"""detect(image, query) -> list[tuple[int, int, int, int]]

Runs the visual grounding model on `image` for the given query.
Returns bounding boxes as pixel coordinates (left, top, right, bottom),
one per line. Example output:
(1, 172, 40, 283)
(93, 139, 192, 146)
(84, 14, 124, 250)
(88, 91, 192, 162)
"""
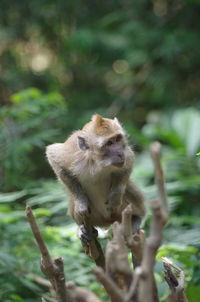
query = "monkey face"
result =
(76, 114, 128, 170)
(101, 134, 125, 168)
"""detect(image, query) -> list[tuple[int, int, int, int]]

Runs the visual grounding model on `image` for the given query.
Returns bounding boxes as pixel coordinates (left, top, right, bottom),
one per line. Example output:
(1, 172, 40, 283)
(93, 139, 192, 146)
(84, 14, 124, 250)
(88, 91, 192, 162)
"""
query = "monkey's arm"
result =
(46, 144, 97, 242)
(59, 168, 91, 217)
(46, 144, 90, 216)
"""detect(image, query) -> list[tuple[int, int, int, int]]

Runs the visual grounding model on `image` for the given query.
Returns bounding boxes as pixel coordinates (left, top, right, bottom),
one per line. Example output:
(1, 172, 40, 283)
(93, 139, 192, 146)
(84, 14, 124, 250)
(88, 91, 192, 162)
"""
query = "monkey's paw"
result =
(78, 225, 98, 243)
(76, 203, 91, 218)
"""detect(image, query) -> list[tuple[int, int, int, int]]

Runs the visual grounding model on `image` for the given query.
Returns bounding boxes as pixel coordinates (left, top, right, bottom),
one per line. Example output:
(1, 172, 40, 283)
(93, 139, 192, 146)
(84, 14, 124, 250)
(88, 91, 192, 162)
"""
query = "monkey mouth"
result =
(112, 154, 125, 168)
(112, 161, 125, 168)
(113, 163, 124, 168)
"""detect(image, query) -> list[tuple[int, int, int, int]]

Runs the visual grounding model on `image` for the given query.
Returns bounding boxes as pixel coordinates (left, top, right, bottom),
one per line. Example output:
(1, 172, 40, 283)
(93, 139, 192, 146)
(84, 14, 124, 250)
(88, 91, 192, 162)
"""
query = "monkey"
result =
(46, 114, 145, 242)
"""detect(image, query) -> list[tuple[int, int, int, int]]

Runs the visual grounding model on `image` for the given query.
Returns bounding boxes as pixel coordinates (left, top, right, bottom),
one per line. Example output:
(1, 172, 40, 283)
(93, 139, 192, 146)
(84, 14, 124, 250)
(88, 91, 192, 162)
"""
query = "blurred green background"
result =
(0, 0, 200, 301)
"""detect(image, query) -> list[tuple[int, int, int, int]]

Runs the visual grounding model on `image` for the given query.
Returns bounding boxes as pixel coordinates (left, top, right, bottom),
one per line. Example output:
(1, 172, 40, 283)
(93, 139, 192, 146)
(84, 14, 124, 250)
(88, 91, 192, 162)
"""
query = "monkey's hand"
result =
(75, 201, 91, 219)
(78, 225, 98, 243)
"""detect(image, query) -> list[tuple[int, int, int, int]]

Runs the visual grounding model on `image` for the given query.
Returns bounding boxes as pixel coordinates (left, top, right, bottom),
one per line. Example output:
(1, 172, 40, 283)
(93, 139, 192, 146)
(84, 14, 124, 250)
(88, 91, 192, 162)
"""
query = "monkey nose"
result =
(118, 153, 124, 162)
(113, 153, 125, 167)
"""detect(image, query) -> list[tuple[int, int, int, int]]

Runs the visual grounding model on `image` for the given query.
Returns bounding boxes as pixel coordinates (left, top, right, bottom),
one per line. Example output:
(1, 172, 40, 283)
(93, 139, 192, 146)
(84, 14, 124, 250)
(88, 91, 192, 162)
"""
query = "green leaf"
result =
(186, 286, 200, 302)
(11, 88, 42, 103)
(0, 191, 26, 203)
(172, 109, 200, 156)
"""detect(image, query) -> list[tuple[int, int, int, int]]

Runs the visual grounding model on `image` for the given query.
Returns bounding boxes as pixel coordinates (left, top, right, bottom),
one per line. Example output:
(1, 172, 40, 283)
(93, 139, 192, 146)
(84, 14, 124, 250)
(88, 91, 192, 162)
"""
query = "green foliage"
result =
(137, 108, 200, 218)
(0, 88, 67, 190)
(0, 0, 200, 121)
(142, 108, 200, 156)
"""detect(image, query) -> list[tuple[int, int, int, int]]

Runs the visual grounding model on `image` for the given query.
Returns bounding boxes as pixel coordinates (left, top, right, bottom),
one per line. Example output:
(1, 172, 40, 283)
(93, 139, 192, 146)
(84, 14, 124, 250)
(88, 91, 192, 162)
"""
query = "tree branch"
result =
(150, 142, 168, 216)
(25, 205, 70, 302)
(138, 199, 167, 302)
(66, 281, 102, 302)
(94, 266, 124, 302)
(163, 257, 189, 302)
(105, 222, 132, 289)
(122, 204, 145, 267)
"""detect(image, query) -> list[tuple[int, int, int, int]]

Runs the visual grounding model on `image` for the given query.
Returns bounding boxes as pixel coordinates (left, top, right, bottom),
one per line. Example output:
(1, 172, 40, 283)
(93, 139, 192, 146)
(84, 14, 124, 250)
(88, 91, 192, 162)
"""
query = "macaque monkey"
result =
(46, 114, 145, 242)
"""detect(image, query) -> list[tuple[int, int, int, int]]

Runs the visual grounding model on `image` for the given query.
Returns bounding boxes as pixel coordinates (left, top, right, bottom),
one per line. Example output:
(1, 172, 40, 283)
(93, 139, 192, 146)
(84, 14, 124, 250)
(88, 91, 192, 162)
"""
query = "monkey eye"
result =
(115, 134, 122, 142)
(106, 140, 113, 146)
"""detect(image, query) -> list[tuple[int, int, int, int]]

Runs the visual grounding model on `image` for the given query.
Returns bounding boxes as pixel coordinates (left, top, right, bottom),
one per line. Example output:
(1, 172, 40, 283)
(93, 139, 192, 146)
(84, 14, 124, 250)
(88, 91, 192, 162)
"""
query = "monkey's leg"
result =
(78, 225, 98, 243)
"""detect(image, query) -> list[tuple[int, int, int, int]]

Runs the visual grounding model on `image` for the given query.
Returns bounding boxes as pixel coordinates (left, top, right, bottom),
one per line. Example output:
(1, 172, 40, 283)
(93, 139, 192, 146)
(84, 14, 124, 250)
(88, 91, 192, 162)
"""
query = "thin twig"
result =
(138, 199, 166, 302)
(150, 142, 168, 215)
(32, 275, 52, 288)
(122, 204, 145, 267)
(66, 281, 102, 302)
(137, 142, 169, 302)
(124, 267, 142, 302)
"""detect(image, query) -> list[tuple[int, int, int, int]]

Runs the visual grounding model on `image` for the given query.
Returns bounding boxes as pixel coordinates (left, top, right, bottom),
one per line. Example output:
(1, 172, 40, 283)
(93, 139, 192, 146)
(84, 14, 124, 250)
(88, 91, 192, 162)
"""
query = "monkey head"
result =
(77, 114, 128, 169)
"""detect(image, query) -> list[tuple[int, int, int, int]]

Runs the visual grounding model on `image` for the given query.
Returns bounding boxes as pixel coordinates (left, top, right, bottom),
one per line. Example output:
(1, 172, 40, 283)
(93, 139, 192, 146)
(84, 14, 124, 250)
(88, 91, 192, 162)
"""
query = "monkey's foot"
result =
(78, 225, 98, 243)
(131, 215, 142, 234)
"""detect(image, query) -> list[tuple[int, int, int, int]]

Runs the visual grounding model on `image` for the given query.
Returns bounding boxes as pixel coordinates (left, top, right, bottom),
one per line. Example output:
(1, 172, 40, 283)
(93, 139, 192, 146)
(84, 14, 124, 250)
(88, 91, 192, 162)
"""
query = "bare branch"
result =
(121, 204, 133, 245)
(125, 267, 142, 302)
(105, 222, 132, 289)
(66, 281, 102, 302)
(138, 199, 167, 302)
(33, 275, 103, 302)
(163, 258, 189, 302)
(94, 266, 123, 302)
(121, 204, 145, 267)
(131, 230, 145, 265)
(32, 275, 52, 288)
(25, 205, 70, 302)
(150, 142, 168, 216)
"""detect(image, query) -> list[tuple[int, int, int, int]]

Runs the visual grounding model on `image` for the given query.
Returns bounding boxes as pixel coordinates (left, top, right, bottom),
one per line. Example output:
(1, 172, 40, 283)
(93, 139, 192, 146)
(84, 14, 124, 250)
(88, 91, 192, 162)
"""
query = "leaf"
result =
(11, 88, 42, 103)
(172, 109, 200, 156)
(186, 286, 200, 302)
(9, 294, 24, 302)
(18, 276, 42, 293)
(0, 191, 26, 203)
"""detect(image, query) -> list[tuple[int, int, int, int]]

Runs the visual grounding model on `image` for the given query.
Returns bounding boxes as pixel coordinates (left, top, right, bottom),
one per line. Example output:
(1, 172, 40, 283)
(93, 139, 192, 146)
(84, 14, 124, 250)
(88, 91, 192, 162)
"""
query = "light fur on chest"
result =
(79, 171, 112, 218)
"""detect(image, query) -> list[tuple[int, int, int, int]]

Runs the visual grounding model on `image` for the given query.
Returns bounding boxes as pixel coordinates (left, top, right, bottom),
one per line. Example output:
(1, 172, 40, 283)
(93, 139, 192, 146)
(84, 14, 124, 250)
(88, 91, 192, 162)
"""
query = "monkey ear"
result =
(78, 136, 89, 150)
(114, 117, 119, 123)
(92, 114, 104, 126)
